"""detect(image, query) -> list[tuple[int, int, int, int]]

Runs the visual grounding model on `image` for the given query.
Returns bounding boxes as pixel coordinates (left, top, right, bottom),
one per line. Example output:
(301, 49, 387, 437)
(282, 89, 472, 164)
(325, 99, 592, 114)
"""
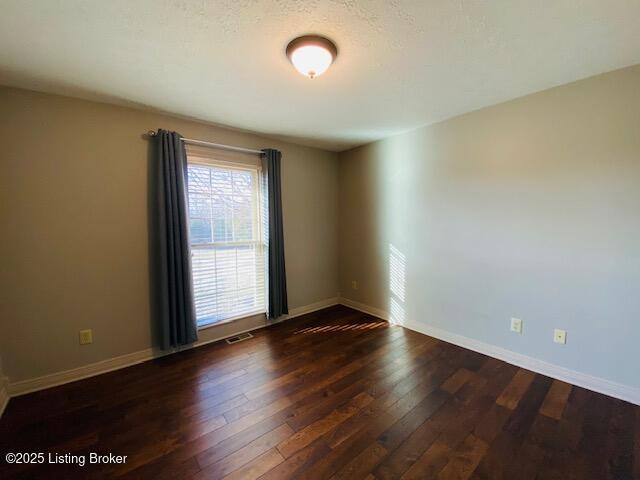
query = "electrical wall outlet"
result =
(79, 329, 93, 345)
(553, 329, 567, 344)
(351, 280, 358, 290)
(510, 317, 523, 334)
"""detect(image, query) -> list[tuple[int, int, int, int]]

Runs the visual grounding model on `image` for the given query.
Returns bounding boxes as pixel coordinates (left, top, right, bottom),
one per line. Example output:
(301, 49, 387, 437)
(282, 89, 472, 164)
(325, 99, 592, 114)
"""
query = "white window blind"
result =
(186, 153, 266, 327)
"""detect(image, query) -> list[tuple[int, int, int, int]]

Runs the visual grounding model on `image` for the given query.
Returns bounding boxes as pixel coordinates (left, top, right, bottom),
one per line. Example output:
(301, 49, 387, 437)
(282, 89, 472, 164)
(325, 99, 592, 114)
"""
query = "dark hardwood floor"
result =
(1, 305, 638, 479)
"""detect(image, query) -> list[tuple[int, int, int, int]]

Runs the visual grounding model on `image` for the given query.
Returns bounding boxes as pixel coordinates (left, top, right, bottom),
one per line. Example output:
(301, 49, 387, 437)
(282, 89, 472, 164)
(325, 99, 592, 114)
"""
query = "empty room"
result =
(0, 1, 639, 479)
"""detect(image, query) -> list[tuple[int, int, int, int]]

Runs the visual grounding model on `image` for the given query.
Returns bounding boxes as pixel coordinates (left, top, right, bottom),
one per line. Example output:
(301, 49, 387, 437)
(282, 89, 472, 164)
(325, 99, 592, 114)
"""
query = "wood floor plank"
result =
(472, 374, 552, 479)
(604, 399, 635, 480)
(472, 404, 511, 444)
(1, 305, 638, 480)
(194, 398, 293, 468)
(296, 410, 409, 479)
(278, 392, 373, 458)
(286, 377, 371, 432)
(400, 441, 452, 480)
(331, 441, 388, 480)
(377, 388, 450, 452)
(297, 356, 463, 479)
(437, 433, 488, 480)
(441, 368, 476, 394)
(182, 414, 228, 442)
(122, 414, 290, 480)
(257, 439, 330, 480)
(521, 413, 561, 480)
(539, 379, 572, 420)
(193, 423, 293, 478)
(533, 386, 590, 480)
(495, 369, 536, 410)
(325, 348, 453, 450)
(222, 448, 284, 480)
(373, 416, 439, 480)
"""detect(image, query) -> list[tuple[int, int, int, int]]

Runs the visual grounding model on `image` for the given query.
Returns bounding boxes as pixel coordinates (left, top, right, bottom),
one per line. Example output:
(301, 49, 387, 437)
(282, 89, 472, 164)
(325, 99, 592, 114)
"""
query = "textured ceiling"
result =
(1, 0, 639, 151)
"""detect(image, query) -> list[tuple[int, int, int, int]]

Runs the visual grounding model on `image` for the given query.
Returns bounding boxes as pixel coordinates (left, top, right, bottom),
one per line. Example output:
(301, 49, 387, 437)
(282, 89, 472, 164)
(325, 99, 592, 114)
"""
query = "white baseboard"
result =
(7, 297, 340, 398)
(11, 295, 635, 407)
(339, 297, 390, 321)
(8, 348, 159, 398)
(339, 297, 640, 406)
(282, 297, 340, 320)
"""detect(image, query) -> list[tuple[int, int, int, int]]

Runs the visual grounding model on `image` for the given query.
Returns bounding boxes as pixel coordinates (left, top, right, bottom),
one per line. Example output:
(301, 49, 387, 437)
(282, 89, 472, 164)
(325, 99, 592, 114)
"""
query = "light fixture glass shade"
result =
(290, 45, 333, 78)
(286, 35, 337, 79)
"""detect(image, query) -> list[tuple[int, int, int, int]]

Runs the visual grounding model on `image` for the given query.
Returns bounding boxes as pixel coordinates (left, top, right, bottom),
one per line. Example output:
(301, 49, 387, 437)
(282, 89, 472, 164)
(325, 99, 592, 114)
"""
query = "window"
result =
(187, 151, 266, 327)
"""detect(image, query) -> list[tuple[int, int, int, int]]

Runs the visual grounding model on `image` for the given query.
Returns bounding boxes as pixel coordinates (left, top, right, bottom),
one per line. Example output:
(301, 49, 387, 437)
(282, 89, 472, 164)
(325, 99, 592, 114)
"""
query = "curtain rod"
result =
(145, 130, 264, 156)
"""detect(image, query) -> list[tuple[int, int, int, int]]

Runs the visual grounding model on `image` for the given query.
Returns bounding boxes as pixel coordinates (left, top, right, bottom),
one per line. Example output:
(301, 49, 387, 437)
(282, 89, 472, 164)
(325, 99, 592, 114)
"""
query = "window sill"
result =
(197, 310, 267, 331)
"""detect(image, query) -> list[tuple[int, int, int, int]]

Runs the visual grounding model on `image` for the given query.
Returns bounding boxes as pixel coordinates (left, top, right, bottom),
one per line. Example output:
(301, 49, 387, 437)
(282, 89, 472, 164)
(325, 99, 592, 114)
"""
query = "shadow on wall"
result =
(389, 243, 406, 326)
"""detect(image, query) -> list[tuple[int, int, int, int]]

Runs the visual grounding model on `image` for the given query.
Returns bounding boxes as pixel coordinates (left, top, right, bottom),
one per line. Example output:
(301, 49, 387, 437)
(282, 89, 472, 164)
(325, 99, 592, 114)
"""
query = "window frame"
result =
(186, 153, 268, 329)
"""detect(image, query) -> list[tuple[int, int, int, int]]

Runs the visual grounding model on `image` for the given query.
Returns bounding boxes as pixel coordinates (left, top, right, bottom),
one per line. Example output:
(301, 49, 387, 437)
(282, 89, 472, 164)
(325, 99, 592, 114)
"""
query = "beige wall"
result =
(338, 65, 640, 389)
(0, 87, 339, 382)
(3, 65, 639, 393)
(0, 355, 6, 390)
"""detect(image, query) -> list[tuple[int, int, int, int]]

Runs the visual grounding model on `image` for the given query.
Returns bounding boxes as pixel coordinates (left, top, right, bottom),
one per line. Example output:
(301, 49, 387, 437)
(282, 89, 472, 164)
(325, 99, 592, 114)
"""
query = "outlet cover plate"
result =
(510, 318, 523, 334)
(79, 329, 93, 345)
(553, 329, 567, 344)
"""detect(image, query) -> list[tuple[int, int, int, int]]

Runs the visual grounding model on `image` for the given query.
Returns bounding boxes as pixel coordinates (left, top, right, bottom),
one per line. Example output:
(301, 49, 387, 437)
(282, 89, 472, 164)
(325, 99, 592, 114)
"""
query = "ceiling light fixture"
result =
(286, 35, 338, 79)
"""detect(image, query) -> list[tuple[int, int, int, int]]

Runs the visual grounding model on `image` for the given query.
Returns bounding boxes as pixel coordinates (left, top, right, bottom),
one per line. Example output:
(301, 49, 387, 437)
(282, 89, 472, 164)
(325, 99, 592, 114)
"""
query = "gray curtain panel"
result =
(262, 149, 289, 318)
(155, 129, 198, 348)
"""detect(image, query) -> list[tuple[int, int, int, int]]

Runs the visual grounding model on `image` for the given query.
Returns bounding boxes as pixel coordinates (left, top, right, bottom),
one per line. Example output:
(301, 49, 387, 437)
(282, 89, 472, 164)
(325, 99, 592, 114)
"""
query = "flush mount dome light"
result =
(286, 35, 338, 79)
